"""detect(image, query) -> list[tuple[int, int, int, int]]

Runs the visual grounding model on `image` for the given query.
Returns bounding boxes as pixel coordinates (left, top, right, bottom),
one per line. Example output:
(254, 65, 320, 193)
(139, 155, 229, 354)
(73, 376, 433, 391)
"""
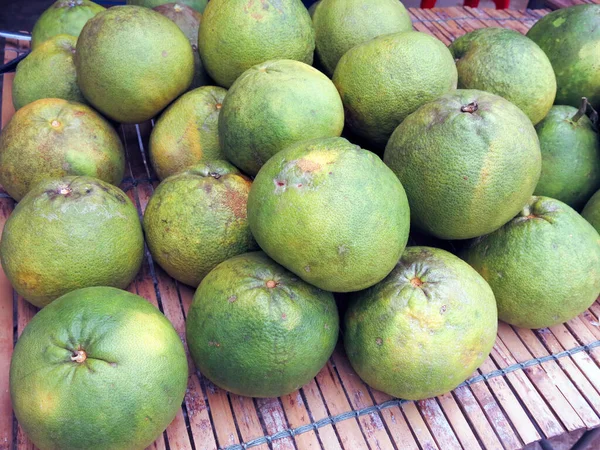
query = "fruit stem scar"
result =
(570, 97, 589, 123)
(209, 172, 221, 179)
(266, 280, 278, 288)
(50, 120, 61, 128)
(410, 277, 424, 288)
(461, 102, 478, 113)
(71, 350, 87, 363)
(215, 103, 222, 110)
(58, 186, 72, 195)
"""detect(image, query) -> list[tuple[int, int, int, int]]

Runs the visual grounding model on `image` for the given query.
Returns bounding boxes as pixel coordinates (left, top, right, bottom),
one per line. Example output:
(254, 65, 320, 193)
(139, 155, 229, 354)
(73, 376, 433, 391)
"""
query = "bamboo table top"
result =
(2, 7, 600, 450)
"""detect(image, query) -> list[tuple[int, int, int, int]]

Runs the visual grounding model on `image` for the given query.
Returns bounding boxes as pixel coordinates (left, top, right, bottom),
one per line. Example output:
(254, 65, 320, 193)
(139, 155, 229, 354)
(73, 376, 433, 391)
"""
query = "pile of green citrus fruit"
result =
(1, 0, 599, 448)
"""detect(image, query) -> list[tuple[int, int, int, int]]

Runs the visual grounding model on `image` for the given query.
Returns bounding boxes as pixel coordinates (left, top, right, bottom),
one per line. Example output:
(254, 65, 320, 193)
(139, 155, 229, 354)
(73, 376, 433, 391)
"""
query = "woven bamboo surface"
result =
(2, 7, 600, 450)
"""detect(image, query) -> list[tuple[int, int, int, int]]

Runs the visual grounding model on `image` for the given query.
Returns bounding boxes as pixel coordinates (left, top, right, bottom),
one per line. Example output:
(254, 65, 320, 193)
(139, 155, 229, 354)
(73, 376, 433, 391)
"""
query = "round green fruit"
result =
(312, 0, 412, 76)
(31, 0, 105, 49)
(462, 196, 600, 329)
(75, 6, 194, 123)
(526, 5, 600, 109)
(333, 31, 457, 147)
(13, 35, 85, 110)
(127, 0, 207, 13)
(450, 27, 556, 125)
(248, 137, 410, 292)
(583, 189, 600, 233)
(534, 104, 600, 209)
(345, 246, 497, 400)
(152, 3, 211, 89)
(198, 0, 315, 88)
(186, 251, 338, 397)
(384, 89, 541, 240)
(144, 161, 257, 287)
(10, 286, 188, 450)
(219, 59, 344, 176)
(150, 86, 226, 180)
(0, 98, 124, 201)
(0, 177, 144, 307)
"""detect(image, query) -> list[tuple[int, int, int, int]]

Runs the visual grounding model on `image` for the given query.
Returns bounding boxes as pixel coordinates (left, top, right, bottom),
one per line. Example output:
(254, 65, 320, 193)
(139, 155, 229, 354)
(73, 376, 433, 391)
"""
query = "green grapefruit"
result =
(384, 89, 541, 240)
(198, 0, 315, 88)
(219, 59, 344, 176)
(149, 86, 226, 180)
(248, 137, 410, 292)
(583, 189, 600, 233)
(462, 196, 600, 329)
(10, 286, 188, 450)
(0, 177, 144, 307)
(128, 0, 207, 13)
(332, 31, 457, 146)
(143, 161, 257, 287)
(345, 246, 497, 400)
(312, 0, 412, 76)
(75, 6, 194, 123)
(31, 0, 105, 49)
(450, 27, 556, 125)
(0, 98, 124, 201)
(186, 251, 338, 397)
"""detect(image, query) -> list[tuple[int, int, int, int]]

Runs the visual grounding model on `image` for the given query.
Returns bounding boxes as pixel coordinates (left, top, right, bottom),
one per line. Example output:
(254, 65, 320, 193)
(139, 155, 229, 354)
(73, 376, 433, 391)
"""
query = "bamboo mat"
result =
(2, 7, 600, 450)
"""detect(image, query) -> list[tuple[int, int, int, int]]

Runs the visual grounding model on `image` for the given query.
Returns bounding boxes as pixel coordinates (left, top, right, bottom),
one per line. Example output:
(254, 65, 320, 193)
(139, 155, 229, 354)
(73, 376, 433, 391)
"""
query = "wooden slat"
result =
(437, 392, 484, 449)
(255, 398, 295, 450)
(417, 398, 461, 450)
(229, 395, 269, 450)
(401, 402, 439, 450)
(280, 391, 328, 450)
(299, 379, 345, 450)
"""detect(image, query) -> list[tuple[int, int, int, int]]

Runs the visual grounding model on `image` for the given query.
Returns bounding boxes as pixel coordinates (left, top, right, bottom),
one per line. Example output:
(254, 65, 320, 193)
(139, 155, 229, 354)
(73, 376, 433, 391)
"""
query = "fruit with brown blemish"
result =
(186, 251, 338, 397)
(143, 161, 257, 287)
(248, 137, 410, 292)
(10, 286, 188, 450)
(344, 246, 497, 400)
(0, 98, 125, 201)
(149, 86, 226, 180)
(0, 177, 144, 307)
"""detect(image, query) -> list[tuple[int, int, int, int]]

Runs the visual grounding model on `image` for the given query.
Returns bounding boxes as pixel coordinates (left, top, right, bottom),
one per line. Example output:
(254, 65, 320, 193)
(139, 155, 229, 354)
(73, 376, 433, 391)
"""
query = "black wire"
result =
(0, 51, 28, 74)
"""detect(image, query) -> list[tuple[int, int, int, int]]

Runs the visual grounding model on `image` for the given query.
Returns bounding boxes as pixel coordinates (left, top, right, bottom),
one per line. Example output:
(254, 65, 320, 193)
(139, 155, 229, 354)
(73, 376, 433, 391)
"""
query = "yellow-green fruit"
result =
(333, 31, 457, 146)
(150, 86, 226, 180)
(583, 189, 600, 233)
(534, 105, 600, 209)
(186, 251, 339, 397)
(144, 161, 257, 287)
(198, 0, 315, 88)
(345, 246, 497, 400)
(127, 0, 207, 13)
(219, 59, 344, 176)
(10, 286, 188, 450)
(450, 27, 556, 125)
(0, 177, 144, 307)
(31, 0, 105, 49)
(462, 196, 600, 329)
(384, 89, 541, 240)
(13, 35, 85, 110)
(152, 3, 211, 89)
(0, 98, 124, 201)
(248, 137, 410, 292)
(75, 6, 194, 123)
(312, 0, 412, 76)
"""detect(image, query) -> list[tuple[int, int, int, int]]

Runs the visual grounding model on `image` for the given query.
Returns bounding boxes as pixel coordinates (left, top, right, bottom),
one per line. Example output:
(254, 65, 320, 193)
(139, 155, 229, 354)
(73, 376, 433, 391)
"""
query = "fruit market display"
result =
(1, 1, 599, 448)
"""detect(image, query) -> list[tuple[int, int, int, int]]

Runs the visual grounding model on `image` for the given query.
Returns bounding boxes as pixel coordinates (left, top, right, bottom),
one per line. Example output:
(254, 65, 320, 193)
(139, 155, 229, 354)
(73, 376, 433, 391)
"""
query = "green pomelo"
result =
(534, 104, 600, 209)
(153, 3, 211, 89)
(0, 177, 144, 307)
(75, 6, 194, 123)
(186, 251, 338, 397)
(10, 286, 187, 450)
(312, 0, 412, 76)
(583, 189, 600, 233)
(13, 35, 85, 110)
(31, 0, 105, 49)
(462, 196, 600, 329)
(128, 0, 206, 13)
(248, 137, 410, 292)
(384, 89, 541, 240)
(219, 59, 344, 176)
(333, 31, 457, 146)
(198, 0, 315, 88)
(150, 86, 226, 180)
(345, 246, 497, 400)
(526, 5, 600, 109)
(450, 27, 556, 125)
(144, 161, 257, 287)
(0, 98, 125, 201)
